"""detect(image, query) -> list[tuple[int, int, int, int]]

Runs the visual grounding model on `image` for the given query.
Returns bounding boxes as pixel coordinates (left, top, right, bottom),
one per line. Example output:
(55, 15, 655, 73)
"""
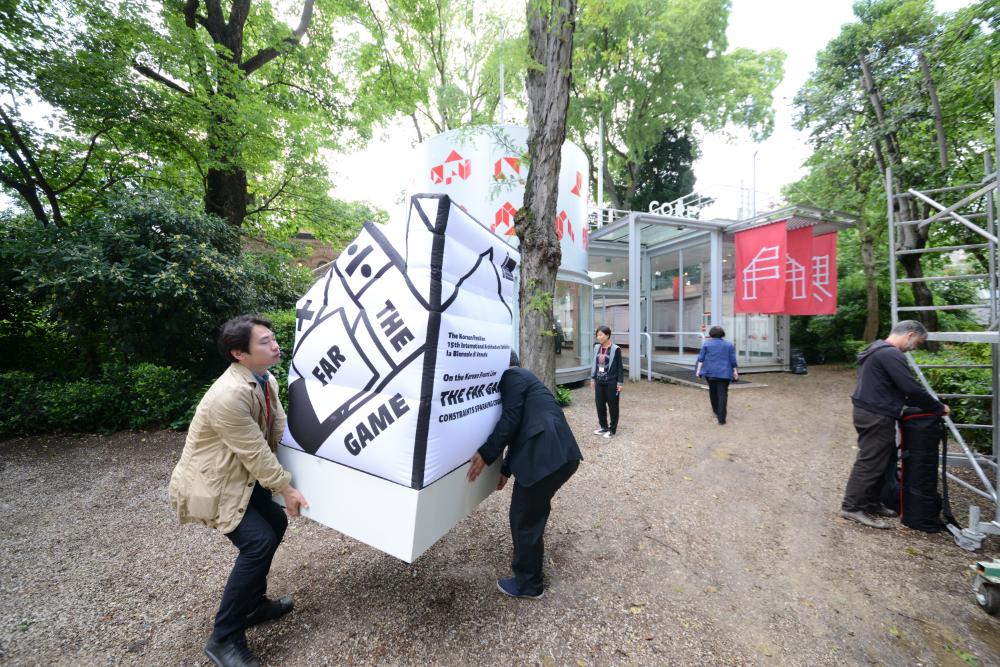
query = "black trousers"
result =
(706, 378, 730, 423)
(509, 459, 580, 595)
(594, 382, 620, 433)
(212, 483, 287, 643)
(842, 406, 897, 512)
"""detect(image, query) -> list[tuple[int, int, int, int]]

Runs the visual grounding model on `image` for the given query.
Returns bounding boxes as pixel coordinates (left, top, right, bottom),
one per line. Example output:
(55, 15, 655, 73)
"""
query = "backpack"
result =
(898, 408, 953, 533)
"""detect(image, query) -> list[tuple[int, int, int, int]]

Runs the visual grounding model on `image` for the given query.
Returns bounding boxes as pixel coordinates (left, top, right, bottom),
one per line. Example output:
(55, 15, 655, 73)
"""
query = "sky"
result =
(691, 0, 975, 221)
(329, 0, 977, 223)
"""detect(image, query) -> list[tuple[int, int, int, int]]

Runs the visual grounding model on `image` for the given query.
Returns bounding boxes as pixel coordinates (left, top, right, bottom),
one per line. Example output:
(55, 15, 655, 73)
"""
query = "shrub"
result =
(912, 344, 993, 453)
(263, 309, 297, 407)
(4, 192, 314, 378)
(243, 252, 315, 313)
(790, 271, 894, 363)
(555, 385, 572, 407)
(0, 363, 200, 436)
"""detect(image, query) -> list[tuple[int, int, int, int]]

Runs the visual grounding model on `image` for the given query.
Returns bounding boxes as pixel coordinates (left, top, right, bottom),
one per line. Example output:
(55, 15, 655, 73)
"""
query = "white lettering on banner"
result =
(647, 200, 689, 217)
(812, 255, 833, 301)
(742, 245, 782, 300)
(786, 256, 807, 300)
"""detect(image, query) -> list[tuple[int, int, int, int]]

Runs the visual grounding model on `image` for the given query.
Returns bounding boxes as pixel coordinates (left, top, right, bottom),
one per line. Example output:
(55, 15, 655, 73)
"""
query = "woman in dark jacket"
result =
(695, 326, 738, 425)
(591, 325, 624, 438)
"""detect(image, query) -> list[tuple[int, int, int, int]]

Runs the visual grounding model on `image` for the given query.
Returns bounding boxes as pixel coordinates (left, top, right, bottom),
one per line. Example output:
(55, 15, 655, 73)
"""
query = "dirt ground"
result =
(2, 365, 1000, 666)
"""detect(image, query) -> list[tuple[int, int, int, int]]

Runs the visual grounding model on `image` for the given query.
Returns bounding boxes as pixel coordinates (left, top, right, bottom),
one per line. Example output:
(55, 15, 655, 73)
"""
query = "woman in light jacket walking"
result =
(695, 326, 738, 425)
(591, 325, 624, 438)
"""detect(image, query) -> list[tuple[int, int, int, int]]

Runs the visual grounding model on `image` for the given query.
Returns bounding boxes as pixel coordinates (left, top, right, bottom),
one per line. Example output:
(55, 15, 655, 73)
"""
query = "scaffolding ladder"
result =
(885, 83, 1000, 543)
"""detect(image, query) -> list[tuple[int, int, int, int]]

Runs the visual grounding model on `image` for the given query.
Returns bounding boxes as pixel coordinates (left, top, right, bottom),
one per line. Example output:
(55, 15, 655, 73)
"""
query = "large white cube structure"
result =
(280, 194, 518, 561)
(276, 445, 500, 562)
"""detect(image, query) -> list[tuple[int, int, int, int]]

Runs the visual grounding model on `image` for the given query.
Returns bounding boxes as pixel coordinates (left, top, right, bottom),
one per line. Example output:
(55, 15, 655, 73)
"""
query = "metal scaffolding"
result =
(886, 81, 1000, 545)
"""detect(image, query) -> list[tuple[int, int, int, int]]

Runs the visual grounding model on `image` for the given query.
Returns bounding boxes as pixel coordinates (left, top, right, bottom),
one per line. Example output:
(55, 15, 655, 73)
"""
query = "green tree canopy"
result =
(353, 0, 528, 142)
(0, 0, 401, 241)
(790, 0, 998, 337)
(568, 0, 785, 210)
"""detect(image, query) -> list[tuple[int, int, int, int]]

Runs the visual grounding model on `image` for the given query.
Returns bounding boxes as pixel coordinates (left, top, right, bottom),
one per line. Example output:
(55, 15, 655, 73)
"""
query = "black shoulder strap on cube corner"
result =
(409, 193, 451, 235)
(409, 195, 450, 490)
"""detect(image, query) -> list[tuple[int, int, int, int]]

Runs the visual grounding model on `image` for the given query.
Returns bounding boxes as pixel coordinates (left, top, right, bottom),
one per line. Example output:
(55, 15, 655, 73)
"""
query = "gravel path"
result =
(2, 366, 999, 666)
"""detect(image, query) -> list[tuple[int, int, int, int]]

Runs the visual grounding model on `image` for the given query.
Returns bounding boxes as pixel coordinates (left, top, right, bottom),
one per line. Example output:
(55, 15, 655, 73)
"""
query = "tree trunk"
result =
(895, 195, 939, 343)
(859, 57, 900, 163)
(917, 51, 948, 172)
(859, 227, 880, 341)
(204, 105, 248, 227)
(175, 0, 315, 228)
(849, 162, 880, 341)
(515, 0, 576, 391)
(205, 165, 249, 226)
(860, 56, 937, 335)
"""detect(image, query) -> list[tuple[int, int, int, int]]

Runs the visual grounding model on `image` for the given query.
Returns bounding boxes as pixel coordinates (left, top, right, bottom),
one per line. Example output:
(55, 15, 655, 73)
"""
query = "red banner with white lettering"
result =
(810, 233, 838, 314)
(784, 227, 814, 315)
(735, 222, 787, 313)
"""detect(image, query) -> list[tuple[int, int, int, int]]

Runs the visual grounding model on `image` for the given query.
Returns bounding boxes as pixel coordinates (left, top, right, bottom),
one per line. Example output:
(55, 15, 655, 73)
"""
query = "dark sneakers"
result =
(204, 635, 260, 667)
(496, 577, 544, 599)
(865, 503, 899, 518)
(245, 595, 294, 628)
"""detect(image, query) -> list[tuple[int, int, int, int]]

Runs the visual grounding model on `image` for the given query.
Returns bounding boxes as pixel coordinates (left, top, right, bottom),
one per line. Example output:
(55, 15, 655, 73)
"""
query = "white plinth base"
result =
(276, 444, 500, 563)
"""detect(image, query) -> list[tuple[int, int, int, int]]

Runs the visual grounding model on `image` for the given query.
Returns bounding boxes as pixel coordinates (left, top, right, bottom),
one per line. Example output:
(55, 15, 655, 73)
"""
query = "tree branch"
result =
(246, 175, 293, 216)
(259, 80, 340, 115)
(0, 105, 62, 225)
(0, 168, 50, 225)
(917, 50, 948, 171)
(54, 127, 109, 195)
(202, 0, 227, 42)
(410, 113, 424, 143)
(358, 0, 408, 104)
(239, 0, 314, 74)
(133, 61, 193, 96)
(182, 0, 208, 30)
(228, 0, 251, 35)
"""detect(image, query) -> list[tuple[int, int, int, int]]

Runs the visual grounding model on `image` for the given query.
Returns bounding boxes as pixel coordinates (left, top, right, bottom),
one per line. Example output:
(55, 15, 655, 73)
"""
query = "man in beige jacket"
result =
(169, 315, 307, 667)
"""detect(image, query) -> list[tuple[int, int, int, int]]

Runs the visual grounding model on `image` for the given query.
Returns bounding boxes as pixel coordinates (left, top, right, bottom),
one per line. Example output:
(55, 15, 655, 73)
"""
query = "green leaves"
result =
(569, 0, 785, 208)
(2, 191, 308, 373)
(1, 0, 402, 235)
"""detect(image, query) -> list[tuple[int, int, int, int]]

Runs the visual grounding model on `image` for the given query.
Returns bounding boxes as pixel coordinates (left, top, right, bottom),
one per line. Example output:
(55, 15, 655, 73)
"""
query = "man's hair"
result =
(890, 320, 928, 338)
(708, 326, 725, 339)
(218, 315, 273, 363)
(509, 350, 520, 367)
(596, 325, 612, 337)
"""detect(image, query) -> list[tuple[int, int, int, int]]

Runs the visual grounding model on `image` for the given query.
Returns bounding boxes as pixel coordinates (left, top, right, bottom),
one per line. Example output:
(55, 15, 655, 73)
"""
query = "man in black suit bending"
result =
(468, 351, 583, 599)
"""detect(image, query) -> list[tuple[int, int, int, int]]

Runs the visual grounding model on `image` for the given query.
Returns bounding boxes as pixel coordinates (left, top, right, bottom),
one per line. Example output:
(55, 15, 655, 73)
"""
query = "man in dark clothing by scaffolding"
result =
(840, 320, 949, 529)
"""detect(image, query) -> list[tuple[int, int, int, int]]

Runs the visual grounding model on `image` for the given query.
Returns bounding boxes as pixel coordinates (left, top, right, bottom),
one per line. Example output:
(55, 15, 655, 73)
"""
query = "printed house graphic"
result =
(279, 194, 519, 562)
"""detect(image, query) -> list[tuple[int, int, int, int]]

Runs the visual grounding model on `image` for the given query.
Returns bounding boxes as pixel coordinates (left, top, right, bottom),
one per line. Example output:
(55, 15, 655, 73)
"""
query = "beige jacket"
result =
(169, 363, 291, 533)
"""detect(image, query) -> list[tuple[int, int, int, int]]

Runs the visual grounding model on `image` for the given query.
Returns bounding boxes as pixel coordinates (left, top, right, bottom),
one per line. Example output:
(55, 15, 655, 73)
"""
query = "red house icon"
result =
(430, 150, 472, 185)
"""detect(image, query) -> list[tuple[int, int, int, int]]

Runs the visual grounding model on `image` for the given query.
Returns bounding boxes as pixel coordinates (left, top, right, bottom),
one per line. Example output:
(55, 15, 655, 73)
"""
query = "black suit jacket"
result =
(477, 367, 582, 487)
